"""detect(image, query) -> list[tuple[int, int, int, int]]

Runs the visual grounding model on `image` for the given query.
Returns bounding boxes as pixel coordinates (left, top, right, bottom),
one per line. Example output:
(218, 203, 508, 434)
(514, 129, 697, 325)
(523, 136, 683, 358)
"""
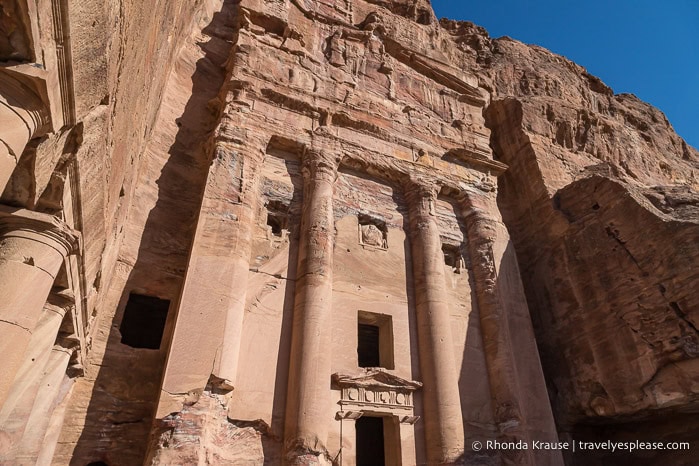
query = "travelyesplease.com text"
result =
(471, 439, 690, 452)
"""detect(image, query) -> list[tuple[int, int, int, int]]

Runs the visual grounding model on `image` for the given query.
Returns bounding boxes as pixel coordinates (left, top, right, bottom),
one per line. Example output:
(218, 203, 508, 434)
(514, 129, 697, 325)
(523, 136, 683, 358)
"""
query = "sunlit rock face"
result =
(0, 0, 696, 465)
(480, 33, 699, 465)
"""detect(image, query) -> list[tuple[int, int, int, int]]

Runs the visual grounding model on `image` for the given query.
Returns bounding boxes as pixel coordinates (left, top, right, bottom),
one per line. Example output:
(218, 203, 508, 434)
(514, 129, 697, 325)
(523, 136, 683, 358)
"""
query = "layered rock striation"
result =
(445, 17, 699, 465)
(0, 0, 696, 465)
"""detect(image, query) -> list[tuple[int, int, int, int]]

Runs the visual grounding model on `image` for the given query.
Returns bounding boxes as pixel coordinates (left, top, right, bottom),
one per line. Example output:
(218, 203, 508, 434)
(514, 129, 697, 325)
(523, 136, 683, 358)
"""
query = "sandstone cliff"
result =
(1, 0, 225, 463)
(0, 0, 696, 465)
(442, 18, 699, 465)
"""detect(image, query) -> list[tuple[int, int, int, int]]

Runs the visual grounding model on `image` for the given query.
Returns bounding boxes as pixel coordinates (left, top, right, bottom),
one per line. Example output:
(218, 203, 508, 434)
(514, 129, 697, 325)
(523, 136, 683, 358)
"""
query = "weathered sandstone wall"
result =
(54, 1, 233, 464)
(1, 0, 223, 463)
(443, 20, 699, 465)
(150, 0, 560, 464)
(0, 0, 696, 465)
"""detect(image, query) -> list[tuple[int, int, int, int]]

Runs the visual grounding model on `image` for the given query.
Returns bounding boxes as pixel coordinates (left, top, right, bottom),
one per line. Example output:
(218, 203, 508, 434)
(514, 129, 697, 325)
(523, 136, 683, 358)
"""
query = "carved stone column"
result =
(0, 73, 49, 192)
(458, 191, 562, 466)
(0, 207, 79, 407)
(458, 194, 523, 429)
(0, 292, 76, 463)
(157, 138, 266, 411)
(404, 181, 465, 464)
(0, 299, 68, 451)
(284, 148, 338, 465)
(16, 338, 74, 462)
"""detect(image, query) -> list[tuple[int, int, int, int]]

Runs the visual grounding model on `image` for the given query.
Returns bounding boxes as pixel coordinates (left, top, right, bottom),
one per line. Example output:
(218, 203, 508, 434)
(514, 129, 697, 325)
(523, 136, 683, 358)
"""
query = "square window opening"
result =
(120, 293, 170, 349)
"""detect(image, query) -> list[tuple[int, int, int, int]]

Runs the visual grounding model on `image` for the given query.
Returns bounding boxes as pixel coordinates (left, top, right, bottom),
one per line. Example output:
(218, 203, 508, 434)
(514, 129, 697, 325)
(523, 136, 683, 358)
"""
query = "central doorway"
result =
(356, 416, 385, 466)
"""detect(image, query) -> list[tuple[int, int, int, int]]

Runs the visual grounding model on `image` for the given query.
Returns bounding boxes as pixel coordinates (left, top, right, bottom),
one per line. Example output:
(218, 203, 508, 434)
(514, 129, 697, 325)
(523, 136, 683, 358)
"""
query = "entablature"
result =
(0, 0, 76, 132)
(332, 369, 422, 418)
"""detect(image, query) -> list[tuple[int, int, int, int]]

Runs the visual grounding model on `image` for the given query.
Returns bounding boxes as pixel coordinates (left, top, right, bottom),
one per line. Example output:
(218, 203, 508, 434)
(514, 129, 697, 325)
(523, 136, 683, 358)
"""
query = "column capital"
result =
(301, 147, 339, 182)
(0, 206, 81, 256)
(405, 179, 438, 198)
(403, 179, 440, 219)
(456, 189, 500, 219)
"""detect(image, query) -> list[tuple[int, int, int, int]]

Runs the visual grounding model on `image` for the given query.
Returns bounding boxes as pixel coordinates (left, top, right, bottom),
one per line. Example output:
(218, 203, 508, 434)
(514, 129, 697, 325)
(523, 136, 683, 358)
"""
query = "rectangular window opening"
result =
(358, 323, 380, 368)
(120, 293, 170, 349)
(358, 311, 394, 369)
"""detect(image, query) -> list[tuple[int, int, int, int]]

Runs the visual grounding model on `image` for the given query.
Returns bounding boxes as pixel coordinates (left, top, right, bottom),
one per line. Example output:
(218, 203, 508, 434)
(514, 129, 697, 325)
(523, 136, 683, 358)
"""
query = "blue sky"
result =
(431, 0, 698, 149)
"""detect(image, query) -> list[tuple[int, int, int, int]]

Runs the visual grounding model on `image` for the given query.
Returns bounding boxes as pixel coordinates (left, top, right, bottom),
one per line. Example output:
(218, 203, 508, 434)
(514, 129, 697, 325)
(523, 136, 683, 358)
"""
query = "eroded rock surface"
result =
(468, 22, 699, 466)
(0, 0, 696, 465)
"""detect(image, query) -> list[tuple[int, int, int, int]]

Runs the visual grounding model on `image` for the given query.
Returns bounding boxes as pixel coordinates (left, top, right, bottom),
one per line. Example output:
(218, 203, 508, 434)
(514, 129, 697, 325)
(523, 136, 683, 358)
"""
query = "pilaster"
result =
(157, 136, 267, 414)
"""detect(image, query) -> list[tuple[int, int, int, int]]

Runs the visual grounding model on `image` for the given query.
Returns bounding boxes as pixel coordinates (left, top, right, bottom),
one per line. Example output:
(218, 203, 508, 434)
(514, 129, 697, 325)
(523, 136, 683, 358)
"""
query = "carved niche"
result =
(358, 215, 388, 249)
(442, 243, 465, 274)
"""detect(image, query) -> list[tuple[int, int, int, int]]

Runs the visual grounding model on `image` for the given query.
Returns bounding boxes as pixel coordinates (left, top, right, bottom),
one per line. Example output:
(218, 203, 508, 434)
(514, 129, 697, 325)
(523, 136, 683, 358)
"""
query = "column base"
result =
(285, 451, 333, 466)
(284, 438, 332, 466)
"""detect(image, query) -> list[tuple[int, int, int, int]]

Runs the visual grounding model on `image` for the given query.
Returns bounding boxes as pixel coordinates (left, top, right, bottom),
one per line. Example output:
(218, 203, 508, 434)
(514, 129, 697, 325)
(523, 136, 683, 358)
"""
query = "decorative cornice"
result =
(333, 370, 422, 413)
(332, 369, 422, 391)
(383, 40, 486, 106)
(444, 147, 508, 176)
(262, 129, 497, 200)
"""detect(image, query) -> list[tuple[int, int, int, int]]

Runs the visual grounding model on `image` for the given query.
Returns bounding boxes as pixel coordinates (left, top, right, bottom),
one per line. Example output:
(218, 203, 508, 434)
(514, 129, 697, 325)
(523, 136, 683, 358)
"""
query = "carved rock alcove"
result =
(357, 214, 388, 250)
(441, 242, 465, 274)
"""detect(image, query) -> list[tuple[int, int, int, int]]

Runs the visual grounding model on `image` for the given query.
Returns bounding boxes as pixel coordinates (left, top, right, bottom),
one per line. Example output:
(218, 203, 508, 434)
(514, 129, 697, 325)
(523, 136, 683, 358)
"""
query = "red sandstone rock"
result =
(0, 1, 696, 465)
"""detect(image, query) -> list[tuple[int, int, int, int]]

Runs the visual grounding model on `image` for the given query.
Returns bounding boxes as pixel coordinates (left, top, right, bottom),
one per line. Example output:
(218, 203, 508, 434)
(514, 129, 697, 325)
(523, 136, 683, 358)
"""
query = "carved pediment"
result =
(332, 369, 422, 391)
(332, 370, 421, 412)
